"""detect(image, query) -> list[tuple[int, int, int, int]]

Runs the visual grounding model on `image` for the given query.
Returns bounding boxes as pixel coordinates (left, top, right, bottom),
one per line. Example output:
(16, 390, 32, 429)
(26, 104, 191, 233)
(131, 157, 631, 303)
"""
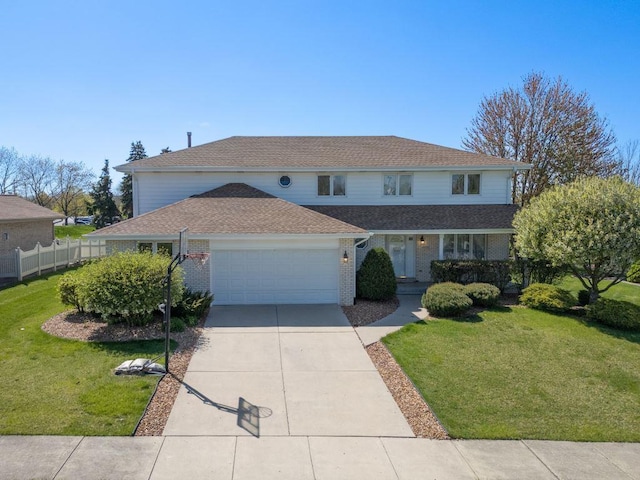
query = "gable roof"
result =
(0, 195, 64, 222)
(88, 183, 367, 238)
(305, 204, 519, 231)
(115, 136, 530, 173)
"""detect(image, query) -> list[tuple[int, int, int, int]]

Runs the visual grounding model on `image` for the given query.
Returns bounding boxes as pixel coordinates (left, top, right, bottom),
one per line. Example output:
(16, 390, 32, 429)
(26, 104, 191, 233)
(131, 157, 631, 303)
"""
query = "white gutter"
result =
(86, 232, 369, 241)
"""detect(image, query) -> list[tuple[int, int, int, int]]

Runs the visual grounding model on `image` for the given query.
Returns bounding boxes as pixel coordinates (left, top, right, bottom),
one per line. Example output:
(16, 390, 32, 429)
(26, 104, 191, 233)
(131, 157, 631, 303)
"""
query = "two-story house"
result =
(88, 136, 529, 306)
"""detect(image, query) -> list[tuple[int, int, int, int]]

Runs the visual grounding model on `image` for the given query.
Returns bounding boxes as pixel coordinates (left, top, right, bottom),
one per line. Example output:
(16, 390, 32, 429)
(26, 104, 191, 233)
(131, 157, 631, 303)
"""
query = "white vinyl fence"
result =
(0, 237, 106, 281)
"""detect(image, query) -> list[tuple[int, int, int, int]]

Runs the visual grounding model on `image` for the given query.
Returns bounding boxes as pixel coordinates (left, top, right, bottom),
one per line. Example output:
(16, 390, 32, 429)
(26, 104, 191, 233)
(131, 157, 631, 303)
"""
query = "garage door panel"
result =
(212, 249, 339, 305)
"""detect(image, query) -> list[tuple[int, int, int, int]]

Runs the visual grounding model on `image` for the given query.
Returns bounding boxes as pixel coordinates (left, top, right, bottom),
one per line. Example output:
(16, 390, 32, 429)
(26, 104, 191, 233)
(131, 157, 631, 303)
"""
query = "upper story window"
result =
(383, 174, 412, 196)
(317, 174, 346, 196)
(452, 173, 480, 195)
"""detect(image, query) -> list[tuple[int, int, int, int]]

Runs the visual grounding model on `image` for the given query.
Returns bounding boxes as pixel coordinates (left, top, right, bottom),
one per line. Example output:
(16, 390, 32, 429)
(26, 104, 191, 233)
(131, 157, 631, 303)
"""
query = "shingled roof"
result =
(0, 195, 64, 222)
(115, 136, 529, 172)
(304, 204, 519, 231)
(88, 184, 367, 237)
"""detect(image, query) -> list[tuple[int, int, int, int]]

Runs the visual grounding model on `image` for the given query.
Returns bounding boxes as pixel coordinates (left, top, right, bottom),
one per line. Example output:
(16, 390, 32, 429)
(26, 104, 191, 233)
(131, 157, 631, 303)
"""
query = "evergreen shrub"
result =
(422, 282, 472, 317)
(577, 289, 591, 306)
(356, 247, 397, 301)
(519, 283, 576, 313)
(586, 298, 640, 331)
(464, 283, 501, 307)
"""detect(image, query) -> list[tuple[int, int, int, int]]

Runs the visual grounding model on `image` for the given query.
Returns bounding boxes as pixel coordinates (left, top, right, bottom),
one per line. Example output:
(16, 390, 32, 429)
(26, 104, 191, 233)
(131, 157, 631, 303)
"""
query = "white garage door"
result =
(212, 249, 339, 304)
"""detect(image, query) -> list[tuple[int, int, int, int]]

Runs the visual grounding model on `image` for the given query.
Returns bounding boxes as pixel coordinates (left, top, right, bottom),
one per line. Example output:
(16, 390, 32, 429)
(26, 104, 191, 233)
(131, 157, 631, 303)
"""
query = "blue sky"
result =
(1, 0, 638, 188)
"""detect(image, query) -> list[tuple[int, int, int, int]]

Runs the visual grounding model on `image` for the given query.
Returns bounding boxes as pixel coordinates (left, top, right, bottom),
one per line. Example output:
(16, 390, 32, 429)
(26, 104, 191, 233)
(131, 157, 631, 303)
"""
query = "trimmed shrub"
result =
(60, 251, 184, 326)
(422, 282, 472, 317)
(577, 289, 591, 306)
(464, 283, 501, 307)
(173, 288, 214, 320)
(586, 298, 640, 331)
(519, 283, 576, 313)
(58, 271, 85, 312)
(627, 260, 640, 284)
(356, 247, 397, 301)
(430, 260, 512, 291)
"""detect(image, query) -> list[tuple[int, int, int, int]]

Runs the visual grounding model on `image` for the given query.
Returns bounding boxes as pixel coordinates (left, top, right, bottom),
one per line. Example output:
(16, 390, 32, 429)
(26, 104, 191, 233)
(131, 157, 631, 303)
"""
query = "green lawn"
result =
(558, 275, 640, 304)
(55, 225, 96, 239)
(383, 298, 640, 441)
(0, 271, 164, 435)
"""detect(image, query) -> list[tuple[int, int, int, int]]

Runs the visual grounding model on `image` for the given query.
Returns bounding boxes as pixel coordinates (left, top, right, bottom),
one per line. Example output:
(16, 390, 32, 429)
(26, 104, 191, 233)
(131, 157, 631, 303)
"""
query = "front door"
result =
(388, 235, 406, 277)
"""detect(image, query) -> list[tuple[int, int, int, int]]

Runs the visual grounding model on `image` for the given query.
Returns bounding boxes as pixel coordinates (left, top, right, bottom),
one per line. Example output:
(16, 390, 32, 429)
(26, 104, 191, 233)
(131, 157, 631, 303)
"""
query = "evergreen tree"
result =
(120, 141, 147, 218)
(89, 159, 120, 229)
(356, 247, 397, 300)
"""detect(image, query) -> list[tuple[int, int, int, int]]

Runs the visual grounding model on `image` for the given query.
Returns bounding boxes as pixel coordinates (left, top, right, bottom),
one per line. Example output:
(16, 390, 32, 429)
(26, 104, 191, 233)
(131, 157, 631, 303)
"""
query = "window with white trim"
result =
(443, 234, 486, 259)
(452, 173, 480, 195)
(317, 174, 346, 196)
(383, 174, 412, 196)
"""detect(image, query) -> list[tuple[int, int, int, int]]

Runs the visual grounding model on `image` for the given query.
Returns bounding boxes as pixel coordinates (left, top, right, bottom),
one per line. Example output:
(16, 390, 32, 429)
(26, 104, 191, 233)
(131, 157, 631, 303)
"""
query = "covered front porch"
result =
(355, 233, 512, 282)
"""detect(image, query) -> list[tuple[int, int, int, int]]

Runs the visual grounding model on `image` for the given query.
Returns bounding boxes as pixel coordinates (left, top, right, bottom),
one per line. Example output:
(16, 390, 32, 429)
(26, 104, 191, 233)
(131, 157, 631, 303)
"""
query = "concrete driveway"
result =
(163, 304, 413, 438)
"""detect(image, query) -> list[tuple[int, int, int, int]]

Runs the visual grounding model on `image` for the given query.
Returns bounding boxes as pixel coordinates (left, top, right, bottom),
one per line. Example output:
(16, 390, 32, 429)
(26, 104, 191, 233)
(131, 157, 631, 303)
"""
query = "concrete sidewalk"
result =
(355, 294, 427, 346)
(2, 303, 639, 479)
(2, 435, 639, 479)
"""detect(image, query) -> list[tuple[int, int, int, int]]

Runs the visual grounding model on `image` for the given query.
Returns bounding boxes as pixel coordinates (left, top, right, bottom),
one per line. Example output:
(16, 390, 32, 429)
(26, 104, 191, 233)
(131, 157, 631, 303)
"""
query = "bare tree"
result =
(52, 160, 95, 224)
(18, 155, 57, 207)
(463, 72, 618, 205)
(0, 146, 20, 194)
(616, 140, 640, 185)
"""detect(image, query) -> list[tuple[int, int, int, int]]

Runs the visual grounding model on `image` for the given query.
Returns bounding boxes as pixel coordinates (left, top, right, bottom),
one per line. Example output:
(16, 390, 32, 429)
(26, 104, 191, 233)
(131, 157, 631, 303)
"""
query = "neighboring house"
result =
(0, 195, 64, 255)
(88, 136, 530, 306)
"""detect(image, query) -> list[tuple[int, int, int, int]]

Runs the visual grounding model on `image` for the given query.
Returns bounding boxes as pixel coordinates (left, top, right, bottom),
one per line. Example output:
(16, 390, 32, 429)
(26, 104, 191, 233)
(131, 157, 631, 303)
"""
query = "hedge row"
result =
(430, 258, 569, 291)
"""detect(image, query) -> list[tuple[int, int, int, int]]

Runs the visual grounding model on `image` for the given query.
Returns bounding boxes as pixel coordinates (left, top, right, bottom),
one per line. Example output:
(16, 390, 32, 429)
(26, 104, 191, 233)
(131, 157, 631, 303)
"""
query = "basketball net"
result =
(185, 252, 210, 270)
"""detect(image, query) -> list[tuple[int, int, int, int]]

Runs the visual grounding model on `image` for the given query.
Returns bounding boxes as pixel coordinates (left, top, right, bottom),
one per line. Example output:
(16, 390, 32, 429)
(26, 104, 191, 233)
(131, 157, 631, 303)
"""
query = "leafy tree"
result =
(119, 141, 147, 218)
(52, 160, 94, 224)
(18, 154, 56, 207)
(463, 72, 617, 205)
(89, 159, 120, 229)
(0, 146, 20, 194)
(513, 176, 640, 303)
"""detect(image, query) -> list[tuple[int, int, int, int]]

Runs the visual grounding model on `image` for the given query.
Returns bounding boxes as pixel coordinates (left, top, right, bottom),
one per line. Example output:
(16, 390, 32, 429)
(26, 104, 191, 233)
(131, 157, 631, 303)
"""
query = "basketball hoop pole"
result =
(164, 228, 188, 373)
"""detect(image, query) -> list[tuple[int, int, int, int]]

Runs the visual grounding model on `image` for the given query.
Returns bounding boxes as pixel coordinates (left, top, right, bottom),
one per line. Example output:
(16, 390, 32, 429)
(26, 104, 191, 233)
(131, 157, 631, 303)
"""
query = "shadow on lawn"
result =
(457, 305, 514, 323)
(581, 320, 640, 345)
(88, 339, 169, 356)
